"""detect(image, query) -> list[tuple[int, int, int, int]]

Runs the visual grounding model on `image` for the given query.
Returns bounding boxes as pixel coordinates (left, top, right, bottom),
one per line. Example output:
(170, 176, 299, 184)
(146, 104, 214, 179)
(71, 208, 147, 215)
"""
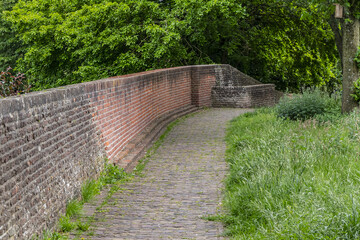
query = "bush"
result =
(0, 67, 30, 97)
(276, 89, 340, 121)
(351, 78, 360, 102)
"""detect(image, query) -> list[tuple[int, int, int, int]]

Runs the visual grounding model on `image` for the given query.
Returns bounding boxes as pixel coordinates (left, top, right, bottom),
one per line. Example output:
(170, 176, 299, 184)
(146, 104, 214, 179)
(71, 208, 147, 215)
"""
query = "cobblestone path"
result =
(80, 108, 252, 240)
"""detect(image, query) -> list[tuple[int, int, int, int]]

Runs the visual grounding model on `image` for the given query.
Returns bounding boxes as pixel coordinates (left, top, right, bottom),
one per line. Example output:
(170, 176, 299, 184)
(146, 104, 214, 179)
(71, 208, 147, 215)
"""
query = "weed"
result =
(59, 215, 76, 233)
(99, 163, 128, 185)
(81, 180, 99, 203)
(76, 221, 90, 231)
(32, 231, 68, 240)
(65, 200, 82, 217)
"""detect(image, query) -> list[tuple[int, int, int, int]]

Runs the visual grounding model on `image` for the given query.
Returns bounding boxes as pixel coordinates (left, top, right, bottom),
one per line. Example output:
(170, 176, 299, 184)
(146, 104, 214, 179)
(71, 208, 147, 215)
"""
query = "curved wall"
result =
(0, 65, 216, 239)
(0, 64, 275, 239)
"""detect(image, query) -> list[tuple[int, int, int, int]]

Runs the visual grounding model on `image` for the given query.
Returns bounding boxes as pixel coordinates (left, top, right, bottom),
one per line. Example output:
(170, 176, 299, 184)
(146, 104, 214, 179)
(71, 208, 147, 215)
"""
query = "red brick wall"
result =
(191, 65, 217, 107)
(0, 64, 276, 239)
(0, 65, 215, 239)
(89, 67, 193, 163)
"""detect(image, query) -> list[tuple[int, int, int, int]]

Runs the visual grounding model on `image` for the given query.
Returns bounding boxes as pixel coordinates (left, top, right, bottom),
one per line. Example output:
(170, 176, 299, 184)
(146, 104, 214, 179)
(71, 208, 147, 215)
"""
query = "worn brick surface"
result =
(0, 64, 273, 239)
(78, 108, 252, 240)
(0, 65, 217, 239)
(212, 65, 277, 108)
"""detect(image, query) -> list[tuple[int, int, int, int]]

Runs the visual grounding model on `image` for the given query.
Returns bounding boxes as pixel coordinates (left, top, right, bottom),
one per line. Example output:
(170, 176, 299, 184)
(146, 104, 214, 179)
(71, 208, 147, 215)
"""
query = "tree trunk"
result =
(329, 15, 343, 68)
(341, 16, 359, 113)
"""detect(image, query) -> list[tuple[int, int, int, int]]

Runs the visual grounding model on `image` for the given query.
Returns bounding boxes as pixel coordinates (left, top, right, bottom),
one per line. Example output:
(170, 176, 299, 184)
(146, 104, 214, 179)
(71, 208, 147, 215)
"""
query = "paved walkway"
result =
(79, 108, 251, 240)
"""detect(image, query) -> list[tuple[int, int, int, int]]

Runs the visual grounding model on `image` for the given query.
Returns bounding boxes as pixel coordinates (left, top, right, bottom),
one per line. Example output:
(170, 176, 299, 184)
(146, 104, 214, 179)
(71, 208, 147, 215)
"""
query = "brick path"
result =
(78, 108, 251, 240)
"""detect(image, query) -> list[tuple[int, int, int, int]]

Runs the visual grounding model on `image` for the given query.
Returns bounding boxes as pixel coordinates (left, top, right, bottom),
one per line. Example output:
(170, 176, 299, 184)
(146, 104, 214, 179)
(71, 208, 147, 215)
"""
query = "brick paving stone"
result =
(76, 108, 252, 240)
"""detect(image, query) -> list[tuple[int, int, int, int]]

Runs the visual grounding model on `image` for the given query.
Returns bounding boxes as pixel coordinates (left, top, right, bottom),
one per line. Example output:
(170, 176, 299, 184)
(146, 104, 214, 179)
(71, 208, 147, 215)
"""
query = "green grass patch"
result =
(221, 108, 360, 239)
(65, 200, 82, 218)
(81, 180, 100, 203)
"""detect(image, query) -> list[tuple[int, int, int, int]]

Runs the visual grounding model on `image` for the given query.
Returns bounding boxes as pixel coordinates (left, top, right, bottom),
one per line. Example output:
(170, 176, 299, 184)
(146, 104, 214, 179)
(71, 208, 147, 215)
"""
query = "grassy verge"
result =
(221, 108, 360, 239)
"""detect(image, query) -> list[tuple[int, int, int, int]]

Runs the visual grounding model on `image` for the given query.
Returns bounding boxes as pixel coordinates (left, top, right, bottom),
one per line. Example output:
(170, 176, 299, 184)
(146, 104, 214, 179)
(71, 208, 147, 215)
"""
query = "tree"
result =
(0, 0, 23, 70)
(338, 1, 360, 112)
(233, 0, 338, 92)
(5, 0, 247, 90)
(5, 0, 187, 89)
(312, 0, 360, 112)
(5, 0, 340, 97)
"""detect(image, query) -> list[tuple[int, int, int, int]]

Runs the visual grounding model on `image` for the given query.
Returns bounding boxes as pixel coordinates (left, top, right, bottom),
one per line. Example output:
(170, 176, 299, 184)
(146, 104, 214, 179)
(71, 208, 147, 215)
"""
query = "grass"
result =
(219, 107, 360, 239)
(65, 200, 82, 217)
(81, 180, 100, 203)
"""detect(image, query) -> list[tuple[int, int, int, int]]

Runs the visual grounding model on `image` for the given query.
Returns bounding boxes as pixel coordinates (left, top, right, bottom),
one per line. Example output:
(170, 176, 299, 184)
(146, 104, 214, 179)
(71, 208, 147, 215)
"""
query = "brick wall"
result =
(212, 85, 276, 108)
(191, 65, 217, 107)
(0, 64, 277, 239)
(212, 65, 277, 107)
(0, 88, 106, 239)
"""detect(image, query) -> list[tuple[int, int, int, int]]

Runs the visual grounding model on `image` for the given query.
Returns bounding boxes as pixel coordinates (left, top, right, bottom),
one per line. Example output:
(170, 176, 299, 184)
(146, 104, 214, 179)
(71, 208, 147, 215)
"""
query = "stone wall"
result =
(212, 85, 276, 108)
(0, 64, 277, 239)
(212, 65, 277, 107)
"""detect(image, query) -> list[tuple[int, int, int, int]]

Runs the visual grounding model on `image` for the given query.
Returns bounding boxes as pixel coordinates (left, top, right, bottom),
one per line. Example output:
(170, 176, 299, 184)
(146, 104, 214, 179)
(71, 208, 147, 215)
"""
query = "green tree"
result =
(5, 0, 341, 98)
(0, 0, 23, 70)
(5, 0, 247, 90)
(308, 0, 360, 112)
(6, 0, 189, 89)
(232, 0, 338, 92)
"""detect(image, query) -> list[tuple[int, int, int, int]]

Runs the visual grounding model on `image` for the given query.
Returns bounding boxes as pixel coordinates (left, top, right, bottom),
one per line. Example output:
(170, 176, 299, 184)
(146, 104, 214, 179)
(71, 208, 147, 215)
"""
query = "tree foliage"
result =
(3, 0, 340, 92)
(0, 0, 23, 70)
(234, 0, 338, 92)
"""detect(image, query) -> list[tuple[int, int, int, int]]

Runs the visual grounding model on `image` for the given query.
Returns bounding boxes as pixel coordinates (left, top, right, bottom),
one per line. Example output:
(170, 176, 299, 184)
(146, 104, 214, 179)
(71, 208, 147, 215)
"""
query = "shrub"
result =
(276, 89, 340, 121)
(351, 78, 360, 102)
(0, 67, 30, 98)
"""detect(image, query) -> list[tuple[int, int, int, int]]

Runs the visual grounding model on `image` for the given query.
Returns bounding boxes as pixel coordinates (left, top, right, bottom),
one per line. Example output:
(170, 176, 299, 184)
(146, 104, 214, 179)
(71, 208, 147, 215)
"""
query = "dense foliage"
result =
(2, 0, 339, 92)
(0, 0, 23, 70)
(230, 0, 338, 91)
(351, 78, 360, 102)
(276, 89, 341, 121)
(222, 108, 360, 239)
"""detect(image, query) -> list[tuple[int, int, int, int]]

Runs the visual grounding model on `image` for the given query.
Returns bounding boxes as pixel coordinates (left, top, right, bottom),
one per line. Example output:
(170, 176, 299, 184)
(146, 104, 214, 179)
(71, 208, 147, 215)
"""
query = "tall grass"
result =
(223, 108, 360, 239)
